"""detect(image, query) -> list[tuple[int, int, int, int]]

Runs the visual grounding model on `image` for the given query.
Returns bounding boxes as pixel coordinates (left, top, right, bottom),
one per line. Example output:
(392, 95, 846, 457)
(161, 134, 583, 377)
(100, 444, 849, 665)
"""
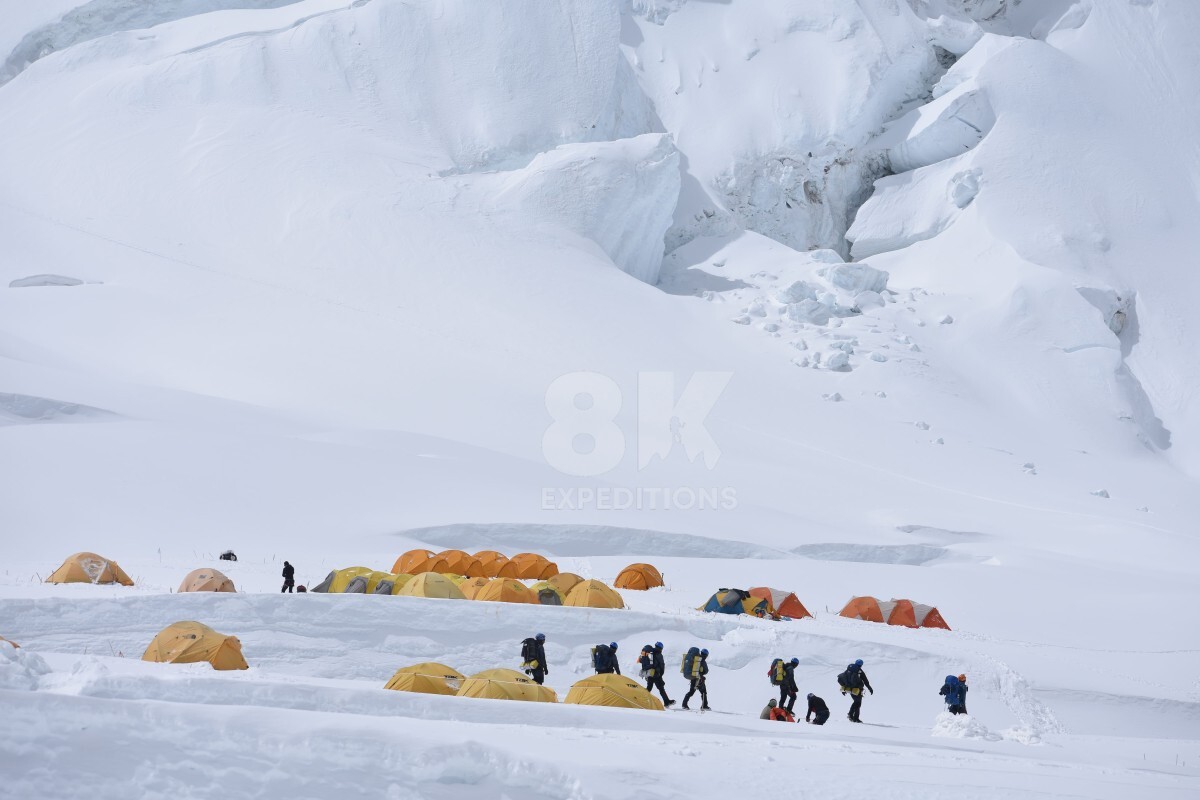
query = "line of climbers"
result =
(521, 636, 711, 710)
(766, 656, 874, 722)
(521, 637, 969, 722)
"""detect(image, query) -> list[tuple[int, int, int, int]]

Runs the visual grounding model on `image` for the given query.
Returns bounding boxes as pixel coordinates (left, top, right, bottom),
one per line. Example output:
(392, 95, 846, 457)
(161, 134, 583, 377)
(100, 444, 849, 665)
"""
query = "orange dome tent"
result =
(613, 563, 663, 590)
(46, 552, 134, 586)
(178, 568, 236, 593)
(474, 551, 521, 579)
(473, 578, 536, 604)
(510, 553, 558, 580)
(839, 596, 950, 630)
(564, 579, 625, 609)
(748, 587, 811, 620)
(391, 550, 451, 575)
(437, 550, 487, 578)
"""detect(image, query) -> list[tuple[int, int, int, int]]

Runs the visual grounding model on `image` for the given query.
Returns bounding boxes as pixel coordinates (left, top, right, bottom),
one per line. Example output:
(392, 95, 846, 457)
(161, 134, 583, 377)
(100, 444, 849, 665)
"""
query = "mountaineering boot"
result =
(682, 701, 690, 709)
(666, 699, 676, 707)
(701, 703, 711, 711)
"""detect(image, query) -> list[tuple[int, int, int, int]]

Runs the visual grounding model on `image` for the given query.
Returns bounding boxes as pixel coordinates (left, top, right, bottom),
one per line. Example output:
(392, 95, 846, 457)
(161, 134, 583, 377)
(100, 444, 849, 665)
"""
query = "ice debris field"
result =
(2, 0, 1200, 798)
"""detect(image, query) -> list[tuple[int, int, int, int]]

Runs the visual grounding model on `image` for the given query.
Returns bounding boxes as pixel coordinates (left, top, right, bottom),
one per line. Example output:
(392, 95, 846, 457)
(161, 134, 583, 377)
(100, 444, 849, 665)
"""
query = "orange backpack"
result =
(769, 707, 795, 722)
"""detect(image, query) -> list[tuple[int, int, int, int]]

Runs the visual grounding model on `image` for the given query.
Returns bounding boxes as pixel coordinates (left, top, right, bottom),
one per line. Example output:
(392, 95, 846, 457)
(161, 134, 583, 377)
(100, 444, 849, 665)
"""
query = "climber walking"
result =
(640, 642, 675, 706)
(281, 561, 295, 593)
(837, 659, 873, 722)
(680, 647, 710, 710)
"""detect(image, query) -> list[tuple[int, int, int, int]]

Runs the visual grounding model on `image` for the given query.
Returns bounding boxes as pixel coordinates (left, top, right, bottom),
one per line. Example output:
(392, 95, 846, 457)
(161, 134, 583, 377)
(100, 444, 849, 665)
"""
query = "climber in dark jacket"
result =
(840, 659, 873, 722)
(681, 648, 710, 710)
(780, 658, 800, 712)
(645, 642, 675, 706)
(281, 561, 295, 593)
(805, 693, 830, 725)
(521, 633, 548, 685)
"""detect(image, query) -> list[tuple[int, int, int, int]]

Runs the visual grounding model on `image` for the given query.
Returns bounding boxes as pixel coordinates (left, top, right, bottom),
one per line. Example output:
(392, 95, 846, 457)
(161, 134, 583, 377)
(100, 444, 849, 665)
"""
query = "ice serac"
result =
(488, 134, 681, 284)
(622, 0, 938, 255)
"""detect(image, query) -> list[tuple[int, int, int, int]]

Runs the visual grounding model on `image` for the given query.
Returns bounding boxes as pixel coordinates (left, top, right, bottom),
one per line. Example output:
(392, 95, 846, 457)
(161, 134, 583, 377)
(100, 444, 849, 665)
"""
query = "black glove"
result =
(868, 687, 874, 695)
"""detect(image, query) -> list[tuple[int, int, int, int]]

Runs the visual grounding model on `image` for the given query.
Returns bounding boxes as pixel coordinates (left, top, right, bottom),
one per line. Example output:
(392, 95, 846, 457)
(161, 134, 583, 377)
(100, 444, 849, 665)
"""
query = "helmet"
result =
(700, 648, 709, 657)
(958, 674, 967, 682)
(535, 633, 545, 641)
(807, 693, 814, 699)
(609, 642, 618, 650)
(655, 641, 664, 649)
(790, 657, 799, 665)
(643, 644, 653, 650)
(854, 659, 863, 667)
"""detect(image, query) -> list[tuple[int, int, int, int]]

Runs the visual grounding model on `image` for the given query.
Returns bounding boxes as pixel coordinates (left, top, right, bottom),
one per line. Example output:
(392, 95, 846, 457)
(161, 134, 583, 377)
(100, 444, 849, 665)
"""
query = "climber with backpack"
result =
(592, 642, 621, 675)
(641, 642, 675, 706)
(837, 659, 873, 722)
(520, 633, 548, 685)
(680, 647, 710, 710)
(940, 674, 966, 714)
(769, 657, 800, 712)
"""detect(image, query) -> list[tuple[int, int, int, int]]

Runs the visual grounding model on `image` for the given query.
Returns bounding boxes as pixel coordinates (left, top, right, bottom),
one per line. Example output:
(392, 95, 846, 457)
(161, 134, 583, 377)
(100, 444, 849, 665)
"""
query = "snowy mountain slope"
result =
(1, 1, 1199, 797)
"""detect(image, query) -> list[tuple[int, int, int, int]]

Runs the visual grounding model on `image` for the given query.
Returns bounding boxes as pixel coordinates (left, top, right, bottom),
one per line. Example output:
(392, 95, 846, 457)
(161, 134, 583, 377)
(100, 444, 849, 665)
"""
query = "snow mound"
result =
(0, 392, 118, 425)
(0, 641, 51, 691)
(931, 711, 1001, 741)
(8, 273, 84, 287)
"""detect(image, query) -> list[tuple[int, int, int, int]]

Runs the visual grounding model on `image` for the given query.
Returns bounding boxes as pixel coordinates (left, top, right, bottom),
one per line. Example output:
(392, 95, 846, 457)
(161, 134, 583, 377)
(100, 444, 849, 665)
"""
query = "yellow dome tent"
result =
(530, 580, 565, 605)
(392, 550, 452, 575)
(547, 572, 584, 595)
(384, 662, 466, 696)
(565, 673, 664, 711)
(613, 563, 663, 590)
(396, 572, 467, 600)
(387, 574, 416, 594)
(142, 621, 248, 670)
(46, 552, 133, 586)
(473, 578, 536, 604)
(459, 576, 493, 599)
(178, 568, 236, 593)
(311, 566, 372, 593)
(457, 668, 558, 703)
(564, 579, 625, 609)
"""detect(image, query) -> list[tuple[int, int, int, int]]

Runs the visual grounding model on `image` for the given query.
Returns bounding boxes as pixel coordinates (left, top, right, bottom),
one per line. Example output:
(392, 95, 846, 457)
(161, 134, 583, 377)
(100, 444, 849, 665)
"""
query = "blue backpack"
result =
(592, 644, 614, 672)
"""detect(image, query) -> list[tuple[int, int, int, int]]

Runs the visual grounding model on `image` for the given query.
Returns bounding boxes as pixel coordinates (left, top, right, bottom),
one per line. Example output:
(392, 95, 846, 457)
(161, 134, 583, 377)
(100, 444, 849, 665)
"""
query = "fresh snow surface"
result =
(2, 1, 1200, 798)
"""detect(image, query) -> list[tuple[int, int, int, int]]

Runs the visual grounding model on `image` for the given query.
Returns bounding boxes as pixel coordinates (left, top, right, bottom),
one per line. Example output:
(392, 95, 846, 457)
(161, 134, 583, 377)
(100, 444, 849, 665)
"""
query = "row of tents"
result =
(313, 567, 626, 609)
(700, 587, 951, 630)
(385, 663, 663, 710)
(134, 621, 663, 711)
(39, 554, 949, 629)
(392, 549, 560, 581)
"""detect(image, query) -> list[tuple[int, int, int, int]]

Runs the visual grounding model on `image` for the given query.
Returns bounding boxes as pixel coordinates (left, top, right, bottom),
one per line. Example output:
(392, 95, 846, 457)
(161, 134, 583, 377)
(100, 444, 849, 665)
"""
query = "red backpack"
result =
(769, 707, 795, 722)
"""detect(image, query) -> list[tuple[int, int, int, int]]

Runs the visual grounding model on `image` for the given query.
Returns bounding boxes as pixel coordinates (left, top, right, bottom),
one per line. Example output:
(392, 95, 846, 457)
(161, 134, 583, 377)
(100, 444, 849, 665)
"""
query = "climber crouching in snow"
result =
(838, 659, 873, 722)
(805, 693, 830, 725)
